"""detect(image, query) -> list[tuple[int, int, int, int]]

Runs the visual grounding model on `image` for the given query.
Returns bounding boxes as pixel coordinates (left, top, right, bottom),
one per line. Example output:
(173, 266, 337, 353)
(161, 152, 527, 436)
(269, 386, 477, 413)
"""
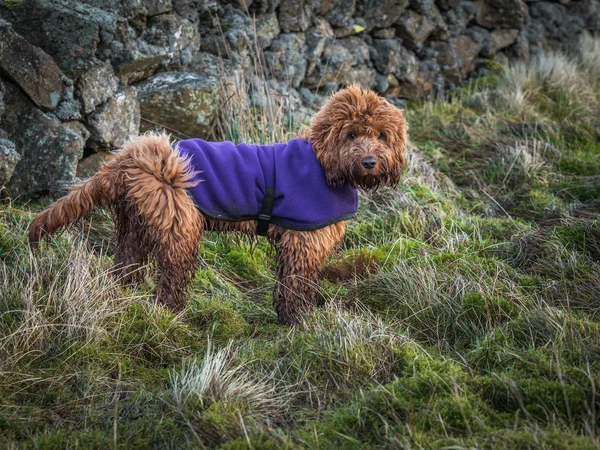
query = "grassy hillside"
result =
(1, 36, 600, 449)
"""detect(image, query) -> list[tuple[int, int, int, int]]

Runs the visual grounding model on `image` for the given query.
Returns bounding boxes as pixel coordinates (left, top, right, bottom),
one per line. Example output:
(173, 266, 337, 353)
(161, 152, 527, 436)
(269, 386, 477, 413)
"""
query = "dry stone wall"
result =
(0, 0, 597, 198)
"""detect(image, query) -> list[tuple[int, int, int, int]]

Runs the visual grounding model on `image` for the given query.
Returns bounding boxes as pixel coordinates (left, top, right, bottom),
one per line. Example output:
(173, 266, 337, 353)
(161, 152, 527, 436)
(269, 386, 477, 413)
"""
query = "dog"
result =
(28, 85, 407, 325)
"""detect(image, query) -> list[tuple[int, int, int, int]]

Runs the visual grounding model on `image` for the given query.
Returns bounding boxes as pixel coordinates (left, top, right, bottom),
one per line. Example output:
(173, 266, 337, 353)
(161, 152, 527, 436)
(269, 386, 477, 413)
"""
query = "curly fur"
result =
(28, 85, 407, 324)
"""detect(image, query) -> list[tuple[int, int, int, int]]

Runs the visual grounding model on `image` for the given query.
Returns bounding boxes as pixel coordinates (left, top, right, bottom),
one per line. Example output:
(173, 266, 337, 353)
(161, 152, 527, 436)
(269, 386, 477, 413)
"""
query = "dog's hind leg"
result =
(113, 201, 149, 285)
(274, 222, 346, 325)
(116, 133, 203, 310)
(154, 209, 204, 310)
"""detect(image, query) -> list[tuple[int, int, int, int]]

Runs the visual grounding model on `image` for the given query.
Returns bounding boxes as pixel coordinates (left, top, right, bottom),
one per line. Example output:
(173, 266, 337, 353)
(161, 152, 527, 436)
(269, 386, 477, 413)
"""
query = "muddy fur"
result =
(28, 86, 408, 325)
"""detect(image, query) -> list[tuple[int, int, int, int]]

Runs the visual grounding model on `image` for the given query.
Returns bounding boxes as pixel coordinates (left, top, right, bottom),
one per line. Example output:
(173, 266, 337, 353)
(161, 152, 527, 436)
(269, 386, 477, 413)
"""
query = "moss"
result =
(462, 292, 520, 326)
(186, 296, 250, 343)
(220, 434, 299, 449)
(193, 268, 243, 300)
(116, 304, 199, 364)
(200, 237, 274, 281)
(225, 247, 271, 280)
(481, 374, 591, 427)
(553, 178, 600, 204)
(551, 220, 600, 260)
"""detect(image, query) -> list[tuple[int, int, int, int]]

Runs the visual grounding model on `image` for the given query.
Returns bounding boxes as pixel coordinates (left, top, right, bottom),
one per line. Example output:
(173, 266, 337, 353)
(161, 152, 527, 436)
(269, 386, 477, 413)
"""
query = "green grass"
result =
(1, 37, 600, 449)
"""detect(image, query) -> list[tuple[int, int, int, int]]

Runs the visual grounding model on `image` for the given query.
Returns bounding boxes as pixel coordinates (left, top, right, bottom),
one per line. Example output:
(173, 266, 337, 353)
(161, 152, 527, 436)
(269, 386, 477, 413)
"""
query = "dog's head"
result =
(309, 85, 408, 190)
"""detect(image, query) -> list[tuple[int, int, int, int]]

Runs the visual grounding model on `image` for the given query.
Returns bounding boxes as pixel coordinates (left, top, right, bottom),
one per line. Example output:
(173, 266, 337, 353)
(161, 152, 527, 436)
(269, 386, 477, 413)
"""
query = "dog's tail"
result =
(28, 160, 120, 249)
(117, 133, 200, 242)
(28, 133, 199, 248)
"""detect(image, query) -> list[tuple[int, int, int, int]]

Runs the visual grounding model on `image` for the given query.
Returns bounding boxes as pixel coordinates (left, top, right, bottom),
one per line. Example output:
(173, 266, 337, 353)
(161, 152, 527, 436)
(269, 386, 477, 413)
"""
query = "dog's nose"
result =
(361, 156, 377, 170)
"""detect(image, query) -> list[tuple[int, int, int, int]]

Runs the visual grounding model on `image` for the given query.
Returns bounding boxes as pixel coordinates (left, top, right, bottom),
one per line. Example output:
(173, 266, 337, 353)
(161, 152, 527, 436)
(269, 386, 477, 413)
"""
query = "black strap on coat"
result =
(257, 187, 275, 236)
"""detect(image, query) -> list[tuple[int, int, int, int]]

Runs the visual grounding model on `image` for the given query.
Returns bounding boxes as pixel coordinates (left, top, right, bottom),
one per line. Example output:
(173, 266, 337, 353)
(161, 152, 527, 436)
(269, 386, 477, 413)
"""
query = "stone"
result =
(323, 0, 356, 27)
(370, 39, 419, 83)
(396, 70, 439, 100)
(494, 52, 510, 66)
(429, 40, 461, 83)
(342, 66, 378, 89)
(322, 82, 340, 94)
(265, 34, 307, 88)
(173, 0, 213, 22)
(375, 73, 390, 92)
(530, 2, 584, 50)
(395, 10, 436, 51)
(201, 5, 253, 55)
(249, 77, 303, 113)
(355, 0, 409, 30)
(469, 25, 518, 58)
(190, 52, 227, 78)
(106, 13, 198, 84)
(506, 30, 530, 61)
(371, 39, 399, 73)
(64, 120, 91, 145)
(106, 24, 168, 85)
(334, 18, 368, 38)
(305, 19, 335, 76)
(304, 42, 354, 88)
(475, 0, 527, 30)
(247, 0, 281, 14)
(451, 35, 483, 78)
(140, 13, 199, 66)
(568, 0, 600, 32)
(255, 13, 281, 49)
(337, 37, 372, 66)
(372, 28, 396, 39)
(486, 28, 520, 56)
(466, 25, 490, 45)
(87, 87, 140, 151)
(336, 38, 378, 88)
(136, 72, 219, 139)
(0, 137, 20, 189)
(1, 82, 84, 198)
(428, 5, 450, 40)
(304, 38, 377, 89)
(78, 0, 172, 18)
(76, 60, 119, 115)
(248, 77, 315, 127)
(0, 19, 64, 111)
(299, 87, 325, 107)
(436, 0, 461, 11)
(0, 0, 118, 77)
(442, 1, 479, 37)
(76, 151, 114, 179)
(144, 0, 173, 16)
(278, 0, 312, 33)
(410, 0, 435, 14)
(55, 98, 82, 121)
(394, 48, 419, 84)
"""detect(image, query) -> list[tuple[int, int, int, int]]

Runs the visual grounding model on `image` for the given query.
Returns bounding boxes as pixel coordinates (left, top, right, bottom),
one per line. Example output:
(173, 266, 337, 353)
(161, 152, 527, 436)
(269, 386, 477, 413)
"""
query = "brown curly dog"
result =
(28, 85, 407, 325)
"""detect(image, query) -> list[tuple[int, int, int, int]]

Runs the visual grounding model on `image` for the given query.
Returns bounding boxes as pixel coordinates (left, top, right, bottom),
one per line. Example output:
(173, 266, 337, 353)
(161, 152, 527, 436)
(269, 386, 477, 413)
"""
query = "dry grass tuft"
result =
(498, 34, 600, 121)
(577, 32, 600, 79)
(169, 340, 286, 417)
(0, 241, 135, 366)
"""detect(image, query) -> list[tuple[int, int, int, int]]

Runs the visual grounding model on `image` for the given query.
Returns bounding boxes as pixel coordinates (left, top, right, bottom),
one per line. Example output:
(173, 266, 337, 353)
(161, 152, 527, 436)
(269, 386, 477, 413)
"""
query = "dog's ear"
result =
(308, 100, 344, 186)
(310, 121, 345, 187)
(384, 104, 409, 187)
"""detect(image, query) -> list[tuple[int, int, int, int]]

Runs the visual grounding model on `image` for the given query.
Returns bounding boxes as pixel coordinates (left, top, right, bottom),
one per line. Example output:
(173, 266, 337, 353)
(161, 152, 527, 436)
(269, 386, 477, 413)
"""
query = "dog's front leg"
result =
(274, 223, 346, 325)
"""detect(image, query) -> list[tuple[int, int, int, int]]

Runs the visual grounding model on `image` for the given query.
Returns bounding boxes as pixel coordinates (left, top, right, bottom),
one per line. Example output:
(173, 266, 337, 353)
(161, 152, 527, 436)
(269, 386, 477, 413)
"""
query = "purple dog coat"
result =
(175, 138, 358, 232)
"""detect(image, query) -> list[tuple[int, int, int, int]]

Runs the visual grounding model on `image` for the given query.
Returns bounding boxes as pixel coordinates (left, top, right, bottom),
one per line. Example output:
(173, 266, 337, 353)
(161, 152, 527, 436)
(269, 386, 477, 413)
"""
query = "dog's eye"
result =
(378, 132, 386, 141)
(348, 132, 357, 141)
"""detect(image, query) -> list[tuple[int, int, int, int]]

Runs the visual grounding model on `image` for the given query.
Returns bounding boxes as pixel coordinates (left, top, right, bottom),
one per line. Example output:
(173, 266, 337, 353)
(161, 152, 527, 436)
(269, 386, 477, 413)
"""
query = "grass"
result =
(1, 35, 600, 449)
